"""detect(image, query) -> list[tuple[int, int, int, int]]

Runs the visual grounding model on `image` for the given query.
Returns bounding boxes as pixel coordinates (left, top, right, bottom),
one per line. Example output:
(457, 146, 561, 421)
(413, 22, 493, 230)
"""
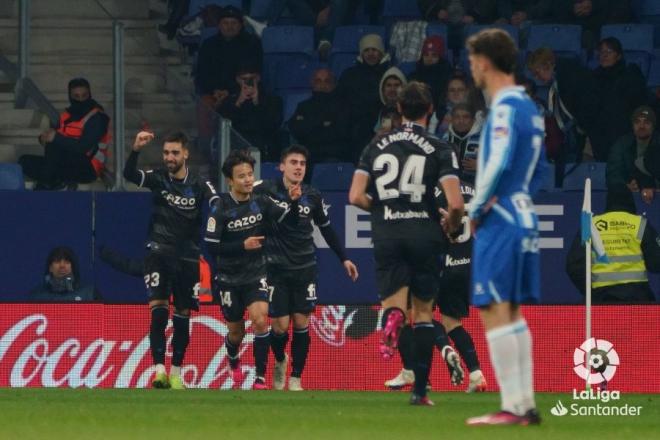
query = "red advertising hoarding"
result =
(0, 304, 658, 392)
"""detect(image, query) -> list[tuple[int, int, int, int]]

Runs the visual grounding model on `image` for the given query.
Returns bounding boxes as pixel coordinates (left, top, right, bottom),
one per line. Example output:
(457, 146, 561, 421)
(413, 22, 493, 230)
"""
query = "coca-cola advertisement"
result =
(0, 304, 658, 392)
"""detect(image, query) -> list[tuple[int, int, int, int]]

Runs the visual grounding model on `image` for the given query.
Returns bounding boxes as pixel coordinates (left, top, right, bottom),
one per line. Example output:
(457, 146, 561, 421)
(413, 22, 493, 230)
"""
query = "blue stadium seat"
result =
(249, 0, 270, 20)
(464, 24, 520, 47)
(562, 163, 607, 191)
(330, 52, 358, 78)
(188, 0, 242, 16)
(332, 25, 386, 54)
(260, 162, 282, 180)
(262, 26, 314, 55)
(527, 24, 582, 58)
(425, 23, 448, 42)
(648, 59, 660, 89)
(640, 0, 660, 23)
(382, 0, 421, 20)
(274, 60, 322, 94)
(0, 163, 25, 191)
(311, 162, 356, 191)
(282, 91, 312, 124)
(601, 24, 654, 54)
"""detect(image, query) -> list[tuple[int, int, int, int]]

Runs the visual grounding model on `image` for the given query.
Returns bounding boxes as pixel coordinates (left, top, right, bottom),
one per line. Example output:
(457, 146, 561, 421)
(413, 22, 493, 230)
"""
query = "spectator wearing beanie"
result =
(409, 35, 452, 110)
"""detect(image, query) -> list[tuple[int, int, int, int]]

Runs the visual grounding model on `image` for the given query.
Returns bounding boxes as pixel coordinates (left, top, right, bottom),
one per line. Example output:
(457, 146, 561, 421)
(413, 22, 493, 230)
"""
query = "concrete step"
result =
(0, 144, 18, 162)
(0, 0, 150, 19)
(0, 108, 48, 128)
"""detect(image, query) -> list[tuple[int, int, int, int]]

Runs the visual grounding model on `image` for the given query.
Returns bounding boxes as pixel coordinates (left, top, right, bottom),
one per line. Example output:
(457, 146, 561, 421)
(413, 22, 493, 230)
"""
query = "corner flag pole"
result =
(582, 178, 592, 390)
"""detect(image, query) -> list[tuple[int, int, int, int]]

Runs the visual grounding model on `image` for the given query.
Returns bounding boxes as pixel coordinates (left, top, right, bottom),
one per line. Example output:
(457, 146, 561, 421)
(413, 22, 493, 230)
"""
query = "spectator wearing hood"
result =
(442, 102, 482, 184)
(29, 246, 99, 302)
(336, 33, 390, 157)
(374, 66, 407, 134)
(607, 106, 659, 205)
(591, 37, 647, 161)
(288, 68, 352, 165)
(409, 35, 452, 111)
(19, 78, 110, 190)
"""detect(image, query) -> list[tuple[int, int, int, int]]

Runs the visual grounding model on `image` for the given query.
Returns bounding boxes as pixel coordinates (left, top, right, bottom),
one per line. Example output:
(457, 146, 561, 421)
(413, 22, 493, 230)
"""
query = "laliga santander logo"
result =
(573, 338, 619, 384)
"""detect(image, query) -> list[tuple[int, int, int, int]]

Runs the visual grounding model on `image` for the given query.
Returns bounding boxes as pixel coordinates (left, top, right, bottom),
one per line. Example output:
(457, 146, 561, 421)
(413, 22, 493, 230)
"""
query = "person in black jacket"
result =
(29, 246, 99, 302)
(409, 35, 452, 111)
(288, 68, 352, 165)
(219, 63, 283, 160)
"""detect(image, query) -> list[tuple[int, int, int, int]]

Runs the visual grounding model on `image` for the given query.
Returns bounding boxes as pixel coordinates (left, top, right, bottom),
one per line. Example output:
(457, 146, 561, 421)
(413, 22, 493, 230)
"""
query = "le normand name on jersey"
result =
(376, 131, 436, 153)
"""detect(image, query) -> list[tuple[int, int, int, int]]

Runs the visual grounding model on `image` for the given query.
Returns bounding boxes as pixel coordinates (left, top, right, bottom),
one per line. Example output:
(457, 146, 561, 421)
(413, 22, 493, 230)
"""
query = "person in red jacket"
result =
(19, 78, 110, 190)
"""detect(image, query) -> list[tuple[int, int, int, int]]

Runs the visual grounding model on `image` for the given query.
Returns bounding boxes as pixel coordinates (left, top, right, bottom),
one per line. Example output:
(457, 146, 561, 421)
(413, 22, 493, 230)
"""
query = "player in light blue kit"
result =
(464, 29, 547, 426)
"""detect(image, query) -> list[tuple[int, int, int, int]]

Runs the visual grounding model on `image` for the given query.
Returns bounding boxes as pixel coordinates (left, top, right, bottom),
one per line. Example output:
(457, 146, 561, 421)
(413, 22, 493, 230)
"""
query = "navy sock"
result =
(254, 331, 271, 377)
(448, 326, 480, 372)
(225, 338, 240, 369)
(171, 313, 190, 367)
(398, 324, 414, 370)
(291, 327, 310, 378)
(149, 306, 169, 365)
(413, 322, 435, 397)
(270, 329, 289, 362)
(432, 319, 450, 350)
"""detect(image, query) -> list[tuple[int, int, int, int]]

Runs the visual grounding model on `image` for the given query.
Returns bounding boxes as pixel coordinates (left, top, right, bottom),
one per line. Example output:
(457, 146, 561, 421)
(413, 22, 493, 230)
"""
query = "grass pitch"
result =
(0, 389, 656, 440)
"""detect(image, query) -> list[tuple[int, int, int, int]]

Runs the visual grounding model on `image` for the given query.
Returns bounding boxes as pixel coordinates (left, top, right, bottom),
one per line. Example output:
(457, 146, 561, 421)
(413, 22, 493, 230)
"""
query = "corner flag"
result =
(581, 178, 609, 263)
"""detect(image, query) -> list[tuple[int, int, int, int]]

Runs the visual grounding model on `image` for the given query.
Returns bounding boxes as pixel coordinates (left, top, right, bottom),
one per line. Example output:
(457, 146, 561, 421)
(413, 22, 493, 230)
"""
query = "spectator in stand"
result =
(517, 75, 563, 162)
(548, 0, 609, 49)
(566, 188, 660, 303)
(496, 0, 550, 26)
(409, 35, 452, 111)
(336, 34, 390, 159)
(288, 68, 352, 165)
(375, 67, 407, 134)
(417, 1, 499, 49)
(219, 63, 283, 160)
(195, 6, 262, 108)
(431, 73, 474, 136)
(158, 0, 191, 40)
(591, 37, 647, 162)
(527, 47, 600, 162)
(18, 78, 110, 191)
(605, 0, 633, 23)
(607, 106, 659, 205)
(245, 0, 350, 60)
(29, 246, 99, 302)
(442, 102, 482, 184)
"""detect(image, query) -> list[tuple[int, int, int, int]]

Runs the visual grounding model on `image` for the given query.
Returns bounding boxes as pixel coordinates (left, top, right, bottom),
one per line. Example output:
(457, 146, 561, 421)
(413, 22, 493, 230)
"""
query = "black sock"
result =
(171, 313, 190, 367)
(225, 338, 240, 369)
(254, 331, 271, 377)
(270, 329, 289, 362)
(291, 327, 310, 378)
(149, 306, 169, 365)
(448, 326, 480, 372)
(432, 319, 450, 350)
(380, 307, 405, 330)
(398, 324, 414, 370)
(413, 322, 435, 397)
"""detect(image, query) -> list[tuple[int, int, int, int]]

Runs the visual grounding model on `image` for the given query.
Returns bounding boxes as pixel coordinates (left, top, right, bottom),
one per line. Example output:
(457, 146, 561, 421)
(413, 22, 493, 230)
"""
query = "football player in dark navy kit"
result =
(349, 82, 465, 406)
(254, 145, 359, 391)
(124, 130, 219, 390)
(204, 150, 301, 390)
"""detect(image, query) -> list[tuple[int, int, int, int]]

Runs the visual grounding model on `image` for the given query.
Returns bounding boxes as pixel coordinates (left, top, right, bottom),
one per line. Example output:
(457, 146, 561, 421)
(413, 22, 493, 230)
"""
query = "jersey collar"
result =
(491, 86, 525, 108)
(168, 166, 189, 184)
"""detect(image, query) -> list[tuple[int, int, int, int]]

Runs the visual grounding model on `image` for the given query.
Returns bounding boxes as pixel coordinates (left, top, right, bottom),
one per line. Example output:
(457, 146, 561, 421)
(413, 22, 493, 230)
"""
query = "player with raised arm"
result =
(349, 81, 465, 406)
(255, 145, 358, 391)
(123, 131, 219, 390)
(464, 29, 546, 425)
(204, 150, 300, 390)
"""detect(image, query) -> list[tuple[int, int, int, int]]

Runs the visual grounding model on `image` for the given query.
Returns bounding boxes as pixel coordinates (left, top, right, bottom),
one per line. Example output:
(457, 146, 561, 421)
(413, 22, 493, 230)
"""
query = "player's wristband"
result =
(448, 229, 462, 240)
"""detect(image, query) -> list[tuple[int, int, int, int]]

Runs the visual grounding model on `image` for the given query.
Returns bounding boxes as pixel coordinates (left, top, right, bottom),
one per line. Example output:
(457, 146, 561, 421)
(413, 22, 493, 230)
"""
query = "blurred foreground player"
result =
(465, 29, 546, 425)
(124, 131, 218, 390)
(204, 150, 300, 390)
(349, 81, 464, 405)
(255, 145, 358, 391)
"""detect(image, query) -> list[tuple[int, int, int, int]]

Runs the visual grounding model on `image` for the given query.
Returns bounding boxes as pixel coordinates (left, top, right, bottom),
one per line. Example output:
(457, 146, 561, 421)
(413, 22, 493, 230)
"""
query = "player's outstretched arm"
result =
(348, 171, 372, 211)
(123, 131, 155, 186)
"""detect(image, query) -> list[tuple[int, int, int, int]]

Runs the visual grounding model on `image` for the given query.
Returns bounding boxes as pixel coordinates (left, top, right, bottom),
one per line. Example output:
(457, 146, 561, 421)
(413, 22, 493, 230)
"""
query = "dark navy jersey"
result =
(124, 152, 218, 255)
(254, 178, 330, 270)
(357, 122, 460, 242)
(436, 181, 474, 274)
(204, 192, 291, 285)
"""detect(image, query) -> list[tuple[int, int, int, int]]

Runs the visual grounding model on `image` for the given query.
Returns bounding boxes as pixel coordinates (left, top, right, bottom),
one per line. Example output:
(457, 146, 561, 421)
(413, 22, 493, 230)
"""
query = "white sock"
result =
(170, 365, 181, 377)
(155, 363, 166, 375)
(513, 319, 536, 412)
(486, 323, 524, 415)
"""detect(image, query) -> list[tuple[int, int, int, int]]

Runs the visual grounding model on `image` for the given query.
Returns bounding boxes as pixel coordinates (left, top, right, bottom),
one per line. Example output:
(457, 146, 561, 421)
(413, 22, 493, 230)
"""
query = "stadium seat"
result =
(561, 162, 607, 191)
(425, 23, 448, 42)
(260, 162, 282, 180)
(329, 52, 358, 78)
(527, 24, 582, 59)
(282, 91, 312, 124)
(464, 24, 520, 47)
(311, 162, 356, 191)
(274, 60, 322, 94)
(262, 26, 314, 56)
(0, 163, 25, 191)
(188, 0, 242, 16)
(249, 0, 270, 20)
(601, 24, 654, 54)
(648, 58, 660, 89)
(382, 0, 421, 21)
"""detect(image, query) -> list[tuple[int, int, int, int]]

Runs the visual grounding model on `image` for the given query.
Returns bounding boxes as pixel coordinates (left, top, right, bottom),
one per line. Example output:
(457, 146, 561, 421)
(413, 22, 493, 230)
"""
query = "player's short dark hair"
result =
(466, 29, 517, 74)
(398, 81, 433, 120)
(280, 144, 309, 163)
(163, 131, 189, 149)
(222, 149, 256, 178)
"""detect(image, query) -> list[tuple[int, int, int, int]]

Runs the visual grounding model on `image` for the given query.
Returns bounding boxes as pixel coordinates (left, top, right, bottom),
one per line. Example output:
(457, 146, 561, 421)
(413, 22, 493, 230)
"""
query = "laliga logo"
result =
(573, 338, 619, 384)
